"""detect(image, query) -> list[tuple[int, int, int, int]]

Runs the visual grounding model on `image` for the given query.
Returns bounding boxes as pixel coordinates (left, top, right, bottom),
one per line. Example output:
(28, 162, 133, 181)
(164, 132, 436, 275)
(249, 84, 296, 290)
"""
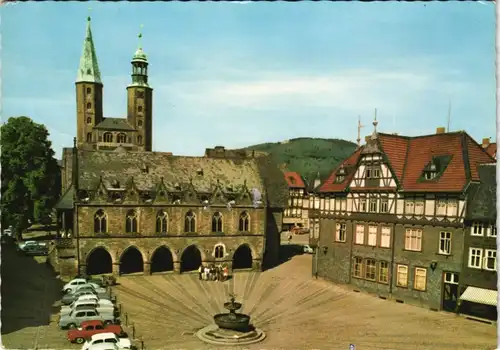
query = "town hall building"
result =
(53, 17, 288, 279)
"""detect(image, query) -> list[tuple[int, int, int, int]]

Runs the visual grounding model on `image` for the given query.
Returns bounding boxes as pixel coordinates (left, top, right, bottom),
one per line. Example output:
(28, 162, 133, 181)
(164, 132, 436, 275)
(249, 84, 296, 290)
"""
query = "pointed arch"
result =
(137, 135, 143, 145)
(125, 209, 138, 233)
(156, 210, 168, 234)
(103, 132, 113, 143)
(117, 133, 127, 143)
(180, 245, 203, 273)
(150, 246, 174, 273)
(232, 244, 253, 269)
(119, 246, 144, 275)
(94, 209, 107, 233)
(184, 211, 196, 233)
(86, 132, 93, 142)
(213, 243, 226, 259)
(239, 211, 250, 232)
(86, 246, 113, 275)
(212, 212, 223, 232)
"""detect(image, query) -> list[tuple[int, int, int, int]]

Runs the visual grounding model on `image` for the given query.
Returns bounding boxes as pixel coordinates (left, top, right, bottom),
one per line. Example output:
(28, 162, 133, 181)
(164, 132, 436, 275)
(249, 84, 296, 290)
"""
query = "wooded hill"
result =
(240, 137, 357, 186)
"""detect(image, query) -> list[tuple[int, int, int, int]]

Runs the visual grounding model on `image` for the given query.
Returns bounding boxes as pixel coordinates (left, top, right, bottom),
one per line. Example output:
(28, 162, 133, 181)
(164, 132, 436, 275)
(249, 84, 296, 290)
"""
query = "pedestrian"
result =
(198, 264, 203, 280)
(222, 265, 229, 281)
(288, 233, 292, 244)
(204, 266, 210, 281)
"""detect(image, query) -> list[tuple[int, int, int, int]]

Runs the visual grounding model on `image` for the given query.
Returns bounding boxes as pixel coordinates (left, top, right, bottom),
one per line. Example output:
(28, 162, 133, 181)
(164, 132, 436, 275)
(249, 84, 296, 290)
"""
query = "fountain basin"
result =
(224, 301, 242, 311)
(213, 313, 251, 332)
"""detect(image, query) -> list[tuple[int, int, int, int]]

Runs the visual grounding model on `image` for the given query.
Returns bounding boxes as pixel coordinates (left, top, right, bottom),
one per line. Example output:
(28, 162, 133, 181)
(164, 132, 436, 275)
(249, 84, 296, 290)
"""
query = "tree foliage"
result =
(241, 137, 357, 182)
(1, 117, 61, 237)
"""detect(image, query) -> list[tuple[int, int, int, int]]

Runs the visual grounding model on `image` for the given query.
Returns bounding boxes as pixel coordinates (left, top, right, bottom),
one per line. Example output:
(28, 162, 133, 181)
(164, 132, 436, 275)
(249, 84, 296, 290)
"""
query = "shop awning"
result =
(459, 286, 497, 306)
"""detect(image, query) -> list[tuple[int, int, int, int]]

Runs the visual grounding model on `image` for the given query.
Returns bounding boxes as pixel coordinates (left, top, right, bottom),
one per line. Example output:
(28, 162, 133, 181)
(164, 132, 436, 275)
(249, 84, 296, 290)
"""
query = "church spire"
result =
(129, 25, 150, 88)
(76, 16, 102, 85)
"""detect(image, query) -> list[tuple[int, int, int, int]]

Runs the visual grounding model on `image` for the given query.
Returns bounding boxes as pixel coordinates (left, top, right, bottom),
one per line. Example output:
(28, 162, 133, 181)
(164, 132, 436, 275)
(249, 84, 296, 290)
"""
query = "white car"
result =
(63, 279, 102, 294)
(18, 240, 47, 250)
(61, 300, 116, 317)
(75, 294, 114, 306)
(82, 332, 131, 350)
(303, 245, 314, 254)
(87, 344, 120, 350)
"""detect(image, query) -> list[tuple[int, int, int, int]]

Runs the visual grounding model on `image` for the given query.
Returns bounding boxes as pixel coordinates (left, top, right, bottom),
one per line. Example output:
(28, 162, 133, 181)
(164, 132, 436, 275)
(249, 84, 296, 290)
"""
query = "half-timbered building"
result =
(458, 162, 497, 321)
(282, 172, 308, 230)
(311, 124, 494, 312)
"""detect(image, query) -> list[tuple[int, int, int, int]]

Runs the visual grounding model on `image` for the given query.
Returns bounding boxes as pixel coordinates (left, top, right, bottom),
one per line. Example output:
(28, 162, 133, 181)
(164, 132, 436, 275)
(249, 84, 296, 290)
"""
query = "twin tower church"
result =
(75, 17, 153, 152)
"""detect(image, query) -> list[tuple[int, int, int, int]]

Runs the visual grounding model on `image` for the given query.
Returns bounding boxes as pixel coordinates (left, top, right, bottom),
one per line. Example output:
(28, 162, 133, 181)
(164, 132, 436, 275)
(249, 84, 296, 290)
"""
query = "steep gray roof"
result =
(466, 163, 496, 221)
(76, 17, 102, 84)
(77, 150, 265, 195)
(94, 118, 135, 131)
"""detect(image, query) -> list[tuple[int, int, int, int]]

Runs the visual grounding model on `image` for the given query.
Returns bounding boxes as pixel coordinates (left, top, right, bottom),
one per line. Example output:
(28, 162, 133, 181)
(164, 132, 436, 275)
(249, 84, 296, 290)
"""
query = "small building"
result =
(459, 162, 497, 321)
(282, 172, 308, 230)
(481, 137, 496, 159)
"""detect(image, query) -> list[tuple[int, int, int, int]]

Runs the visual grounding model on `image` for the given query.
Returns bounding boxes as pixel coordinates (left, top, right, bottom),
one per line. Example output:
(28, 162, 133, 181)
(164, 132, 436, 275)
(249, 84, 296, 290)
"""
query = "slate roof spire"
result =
(76, 16, 102, 85)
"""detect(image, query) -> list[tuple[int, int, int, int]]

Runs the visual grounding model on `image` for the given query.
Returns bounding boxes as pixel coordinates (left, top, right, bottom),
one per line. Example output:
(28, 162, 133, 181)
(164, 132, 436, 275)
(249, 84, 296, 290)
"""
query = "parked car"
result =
(62, 290, 113, 306)
(303, 245, 314, 254)
(60, 300, 116, 318)
(67, 320, 125, 344)
(82, 332, 131, 350)
(73, 294, 115, 305)
(63, 279, 103, 294)
(87, 344, 120, 350)
(18, 240, 47, 251)
(59, 308, 118, 329)
(23, 244, 49, 256)
(73, 284, 108, 295)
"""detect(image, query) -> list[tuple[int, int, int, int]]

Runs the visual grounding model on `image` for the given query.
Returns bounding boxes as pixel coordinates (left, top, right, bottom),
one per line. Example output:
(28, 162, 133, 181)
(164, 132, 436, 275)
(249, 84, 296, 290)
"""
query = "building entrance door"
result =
(442, 272, 459, 312)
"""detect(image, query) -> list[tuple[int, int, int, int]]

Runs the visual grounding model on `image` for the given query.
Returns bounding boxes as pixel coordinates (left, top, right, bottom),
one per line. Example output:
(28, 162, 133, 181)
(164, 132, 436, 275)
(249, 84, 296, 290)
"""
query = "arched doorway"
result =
(180, 245, 202, 273)
(151, 246, 174, 273)
(233, 244, 253, 269)
(120, 247, 144, 275)
(86, 247, 113, 275)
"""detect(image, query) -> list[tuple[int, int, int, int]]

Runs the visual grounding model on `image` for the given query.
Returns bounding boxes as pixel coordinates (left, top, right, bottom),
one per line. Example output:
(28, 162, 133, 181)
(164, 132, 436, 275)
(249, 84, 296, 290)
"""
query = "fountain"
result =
(196, 294, 266, 346)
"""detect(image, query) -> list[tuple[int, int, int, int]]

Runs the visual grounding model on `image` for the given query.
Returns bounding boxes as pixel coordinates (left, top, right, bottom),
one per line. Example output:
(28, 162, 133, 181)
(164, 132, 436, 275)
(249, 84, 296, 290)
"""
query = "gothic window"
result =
(86, 87, 92, 95)
(94, 210, 107, 233)
(136, 90, 145, 99)
(212, 212, 223, 233)
(103, 132, 113, 143)
(214, 245, 225, 259)
(156, 211, 168, 233)
(86, 102, 92, 110)
(86, 117, 92, 124)
(117, 133, 127, 144)
(239, 211, 250, 232)
(86, 133, 92, 142)
(138, 106, 143, 113)
(125, 210, 138, 233)
(138, 120, 143, 128)
(137, 135, 143, 145)
(184, 211, 196, 233)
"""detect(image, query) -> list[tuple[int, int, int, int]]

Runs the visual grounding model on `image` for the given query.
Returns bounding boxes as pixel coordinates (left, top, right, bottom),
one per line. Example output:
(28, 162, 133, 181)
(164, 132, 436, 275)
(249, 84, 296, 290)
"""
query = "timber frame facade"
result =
(311, 126, 495, 313)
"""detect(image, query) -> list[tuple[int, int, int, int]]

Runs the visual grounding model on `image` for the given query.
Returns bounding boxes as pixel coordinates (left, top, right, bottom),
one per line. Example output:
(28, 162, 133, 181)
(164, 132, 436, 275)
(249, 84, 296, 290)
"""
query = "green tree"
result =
(1, 117, 61, 239)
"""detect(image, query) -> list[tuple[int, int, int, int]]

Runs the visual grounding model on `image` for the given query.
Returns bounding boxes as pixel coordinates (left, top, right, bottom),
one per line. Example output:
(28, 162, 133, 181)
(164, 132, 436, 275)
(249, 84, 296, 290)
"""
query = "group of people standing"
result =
(198, 264, 229, 282)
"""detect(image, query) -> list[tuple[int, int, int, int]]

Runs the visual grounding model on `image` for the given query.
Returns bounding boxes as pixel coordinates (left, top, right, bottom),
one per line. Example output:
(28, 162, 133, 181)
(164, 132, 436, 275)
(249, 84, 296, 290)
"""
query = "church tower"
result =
(127, 30, 153, 152)
(75, 16, 103, 149)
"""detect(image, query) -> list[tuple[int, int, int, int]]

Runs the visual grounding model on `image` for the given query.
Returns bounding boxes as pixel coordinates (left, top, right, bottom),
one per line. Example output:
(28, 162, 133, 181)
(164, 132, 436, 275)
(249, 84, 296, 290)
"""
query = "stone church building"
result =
(53, 17, 287, 278)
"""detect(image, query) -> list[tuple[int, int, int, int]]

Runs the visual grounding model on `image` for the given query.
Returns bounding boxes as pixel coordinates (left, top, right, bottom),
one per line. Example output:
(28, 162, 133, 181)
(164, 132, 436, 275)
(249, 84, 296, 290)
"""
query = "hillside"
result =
(240, 137, 357, 185)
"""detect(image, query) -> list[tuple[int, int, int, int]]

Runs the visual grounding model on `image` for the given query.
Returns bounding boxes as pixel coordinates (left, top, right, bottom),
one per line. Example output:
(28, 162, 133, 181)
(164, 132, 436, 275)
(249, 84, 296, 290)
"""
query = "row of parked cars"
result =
(57, 277, 133, 350)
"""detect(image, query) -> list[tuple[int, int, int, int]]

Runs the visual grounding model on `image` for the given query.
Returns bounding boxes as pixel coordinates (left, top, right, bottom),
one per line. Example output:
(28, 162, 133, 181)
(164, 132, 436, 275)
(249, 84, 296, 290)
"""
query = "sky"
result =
(2, 2, 496, 159)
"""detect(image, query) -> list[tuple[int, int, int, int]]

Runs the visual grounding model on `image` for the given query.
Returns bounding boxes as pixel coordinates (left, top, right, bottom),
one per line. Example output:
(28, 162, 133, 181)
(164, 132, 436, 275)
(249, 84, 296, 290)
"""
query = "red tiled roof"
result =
(319, 148, 363, 192)
(284, 171, 306, 188)
(485, 143, 497, 158)
(319, 131, 495, 194)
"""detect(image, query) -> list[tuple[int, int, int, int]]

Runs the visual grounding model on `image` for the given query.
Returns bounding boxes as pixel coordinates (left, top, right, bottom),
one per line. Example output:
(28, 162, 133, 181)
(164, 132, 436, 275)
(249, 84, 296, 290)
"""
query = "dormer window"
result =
(421, 155, 451, 181)
(289, 176, 296, 185)
(335, 175, 345, 183)
(424, 170, 438, 180)
(335, 166, 347, 183)
(365, 166, 380, 179)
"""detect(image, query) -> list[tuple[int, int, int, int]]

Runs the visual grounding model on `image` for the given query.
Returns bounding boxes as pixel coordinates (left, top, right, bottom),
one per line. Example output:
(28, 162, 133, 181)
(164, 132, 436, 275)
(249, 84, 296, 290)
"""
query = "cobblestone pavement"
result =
(112, 254, 497, 350)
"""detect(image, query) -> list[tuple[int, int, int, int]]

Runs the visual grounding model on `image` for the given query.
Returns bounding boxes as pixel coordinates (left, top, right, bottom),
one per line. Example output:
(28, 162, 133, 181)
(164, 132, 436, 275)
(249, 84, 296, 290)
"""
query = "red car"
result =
(67, 320, 125, 344)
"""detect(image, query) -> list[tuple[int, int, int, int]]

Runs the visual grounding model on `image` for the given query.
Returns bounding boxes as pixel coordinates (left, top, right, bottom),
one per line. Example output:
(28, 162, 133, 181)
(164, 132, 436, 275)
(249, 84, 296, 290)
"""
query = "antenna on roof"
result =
(447, 100, 452, 133)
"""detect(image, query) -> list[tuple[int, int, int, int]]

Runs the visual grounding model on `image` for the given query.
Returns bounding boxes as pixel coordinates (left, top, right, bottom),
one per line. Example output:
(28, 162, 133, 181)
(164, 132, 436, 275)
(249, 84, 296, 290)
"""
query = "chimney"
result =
(436, 127, 446, 134)
(482, 137, 490, 148)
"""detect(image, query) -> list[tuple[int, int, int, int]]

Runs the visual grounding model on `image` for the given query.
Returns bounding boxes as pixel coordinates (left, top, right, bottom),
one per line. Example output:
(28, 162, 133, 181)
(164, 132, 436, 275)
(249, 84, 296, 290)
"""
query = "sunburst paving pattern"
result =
(113, 255, 496, 350)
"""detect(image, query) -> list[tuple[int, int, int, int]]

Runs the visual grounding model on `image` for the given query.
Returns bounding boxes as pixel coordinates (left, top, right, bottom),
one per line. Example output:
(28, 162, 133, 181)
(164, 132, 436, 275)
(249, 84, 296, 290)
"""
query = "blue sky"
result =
(2, 2, 495, 159)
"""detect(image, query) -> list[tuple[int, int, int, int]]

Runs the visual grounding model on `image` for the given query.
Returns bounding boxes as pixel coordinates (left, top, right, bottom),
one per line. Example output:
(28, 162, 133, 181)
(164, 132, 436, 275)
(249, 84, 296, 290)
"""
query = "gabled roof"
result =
(284, 172, 305, 188)
(320, 131, 494, 194)
(55, 187, 74, 210)
(466, 163, 496, 221)
(94, 118, 135, 131)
